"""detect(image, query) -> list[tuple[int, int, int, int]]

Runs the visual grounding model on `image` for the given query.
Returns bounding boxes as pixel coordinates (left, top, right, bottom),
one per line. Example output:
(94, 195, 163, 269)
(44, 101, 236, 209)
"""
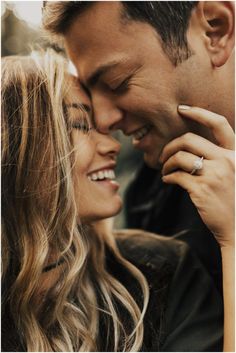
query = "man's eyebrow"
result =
(86, 61, 122, 88)
(65, 103, 91, 113)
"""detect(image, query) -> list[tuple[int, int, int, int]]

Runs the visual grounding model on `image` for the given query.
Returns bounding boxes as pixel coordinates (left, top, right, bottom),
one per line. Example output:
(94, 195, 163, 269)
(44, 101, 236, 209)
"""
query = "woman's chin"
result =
(96, 200, 123, 221)
(80, 198, 123, 224)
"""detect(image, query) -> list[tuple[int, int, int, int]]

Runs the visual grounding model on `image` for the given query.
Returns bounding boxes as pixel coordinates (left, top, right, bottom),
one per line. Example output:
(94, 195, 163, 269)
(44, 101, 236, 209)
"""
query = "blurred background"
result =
(1, 1, 143, 228)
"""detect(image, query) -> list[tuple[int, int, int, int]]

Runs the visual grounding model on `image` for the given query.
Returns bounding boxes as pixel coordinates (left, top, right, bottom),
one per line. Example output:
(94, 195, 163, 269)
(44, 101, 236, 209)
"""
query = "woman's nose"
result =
(95, 131, 121, 157)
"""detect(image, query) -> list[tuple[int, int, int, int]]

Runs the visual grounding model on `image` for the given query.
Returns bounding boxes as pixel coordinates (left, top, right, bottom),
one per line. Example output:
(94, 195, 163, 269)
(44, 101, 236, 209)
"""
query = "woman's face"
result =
(67, 80, 122, 223)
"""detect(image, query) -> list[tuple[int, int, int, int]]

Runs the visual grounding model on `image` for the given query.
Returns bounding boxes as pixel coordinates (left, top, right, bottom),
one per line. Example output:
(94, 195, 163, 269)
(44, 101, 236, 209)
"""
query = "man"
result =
(43, 1, 234, 291)
(42, 1, 235, 350)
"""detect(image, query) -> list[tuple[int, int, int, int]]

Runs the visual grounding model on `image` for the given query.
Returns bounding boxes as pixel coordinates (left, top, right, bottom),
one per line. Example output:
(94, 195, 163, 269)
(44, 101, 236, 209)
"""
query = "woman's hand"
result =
(160, 105, 235, 249)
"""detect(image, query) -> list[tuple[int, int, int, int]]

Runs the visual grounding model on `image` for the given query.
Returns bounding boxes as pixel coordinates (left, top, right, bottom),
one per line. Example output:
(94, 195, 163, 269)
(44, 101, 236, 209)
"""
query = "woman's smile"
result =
(87, 167, 120, 190)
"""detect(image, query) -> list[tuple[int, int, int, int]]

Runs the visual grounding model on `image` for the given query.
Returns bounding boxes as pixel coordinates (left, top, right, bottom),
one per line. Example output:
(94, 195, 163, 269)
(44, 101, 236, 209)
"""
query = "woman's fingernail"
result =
(178, 105, 191, 110)
(162, 176, 167, 182)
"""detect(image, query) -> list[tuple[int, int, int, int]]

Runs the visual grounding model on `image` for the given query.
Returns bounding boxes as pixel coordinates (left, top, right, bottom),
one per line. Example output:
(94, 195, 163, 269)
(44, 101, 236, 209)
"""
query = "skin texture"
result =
(67, 82, 122, 223)
(64, 1, 234, 169)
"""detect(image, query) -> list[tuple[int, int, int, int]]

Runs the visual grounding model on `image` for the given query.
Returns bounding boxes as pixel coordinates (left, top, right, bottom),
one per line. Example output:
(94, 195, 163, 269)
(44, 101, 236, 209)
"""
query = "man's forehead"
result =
(70, 1, 124, 32)
(65, 4, 128, 69)
(65, 1, 135, 50)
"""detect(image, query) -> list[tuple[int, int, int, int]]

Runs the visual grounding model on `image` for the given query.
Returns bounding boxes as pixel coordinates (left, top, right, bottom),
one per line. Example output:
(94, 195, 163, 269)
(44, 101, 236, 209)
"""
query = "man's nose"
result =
(92, 93, 123, 133)
(96, 132, 121, 157)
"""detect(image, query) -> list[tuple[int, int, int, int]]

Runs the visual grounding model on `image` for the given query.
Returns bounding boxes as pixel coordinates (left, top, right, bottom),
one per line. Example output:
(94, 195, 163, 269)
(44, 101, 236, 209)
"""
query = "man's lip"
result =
(124, 124, 151, 136)
(87, 162, 116, 176)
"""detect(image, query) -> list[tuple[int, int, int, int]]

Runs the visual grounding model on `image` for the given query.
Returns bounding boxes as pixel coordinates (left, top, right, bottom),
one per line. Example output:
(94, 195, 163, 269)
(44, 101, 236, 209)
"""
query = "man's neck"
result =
(215, 54, 235, 130)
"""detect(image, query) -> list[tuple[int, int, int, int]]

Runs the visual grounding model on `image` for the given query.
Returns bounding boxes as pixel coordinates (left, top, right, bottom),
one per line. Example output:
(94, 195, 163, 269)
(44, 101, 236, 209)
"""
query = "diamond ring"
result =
(190, 156, 204, 175)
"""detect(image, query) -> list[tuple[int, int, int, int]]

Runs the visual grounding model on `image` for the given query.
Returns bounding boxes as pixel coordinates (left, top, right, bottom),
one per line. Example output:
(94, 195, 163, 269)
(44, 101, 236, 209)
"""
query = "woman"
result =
(1, 50, 227, 352)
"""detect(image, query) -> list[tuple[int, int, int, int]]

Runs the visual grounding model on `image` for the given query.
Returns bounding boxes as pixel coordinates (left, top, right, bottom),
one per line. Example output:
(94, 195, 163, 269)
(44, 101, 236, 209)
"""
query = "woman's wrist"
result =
(219, 239, 235, 252)
(220, 241, 235, 352)
(215, 229, 235, 250)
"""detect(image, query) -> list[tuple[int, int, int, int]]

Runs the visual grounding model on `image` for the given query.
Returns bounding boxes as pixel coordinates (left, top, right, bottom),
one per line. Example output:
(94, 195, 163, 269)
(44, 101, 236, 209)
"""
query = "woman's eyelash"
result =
(72, 121, 93, 133)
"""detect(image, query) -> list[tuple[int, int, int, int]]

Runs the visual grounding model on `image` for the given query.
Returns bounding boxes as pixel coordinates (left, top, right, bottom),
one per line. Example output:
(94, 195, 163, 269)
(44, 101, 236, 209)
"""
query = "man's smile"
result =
(132, 124, 153, 141)
(124, 124, 153, 141)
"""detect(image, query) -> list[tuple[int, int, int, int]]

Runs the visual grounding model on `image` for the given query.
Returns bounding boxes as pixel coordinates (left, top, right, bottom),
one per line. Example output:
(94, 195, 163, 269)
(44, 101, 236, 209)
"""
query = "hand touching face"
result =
(161, 106, 235, 247)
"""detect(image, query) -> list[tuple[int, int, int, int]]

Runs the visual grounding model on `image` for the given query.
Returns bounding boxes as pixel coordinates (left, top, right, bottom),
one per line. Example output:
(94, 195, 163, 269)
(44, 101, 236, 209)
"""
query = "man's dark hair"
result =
(43, 1, 198, 65)
(122, 2, 198, 64)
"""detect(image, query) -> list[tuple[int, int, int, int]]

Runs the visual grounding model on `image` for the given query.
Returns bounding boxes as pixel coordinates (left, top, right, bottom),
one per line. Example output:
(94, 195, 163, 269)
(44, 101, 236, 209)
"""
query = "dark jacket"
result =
(114, 231, 223, 351)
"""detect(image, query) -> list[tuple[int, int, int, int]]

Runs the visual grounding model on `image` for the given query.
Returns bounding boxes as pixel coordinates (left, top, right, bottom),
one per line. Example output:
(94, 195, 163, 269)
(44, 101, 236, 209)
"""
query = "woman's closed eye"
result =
(72, 119, 93, 134)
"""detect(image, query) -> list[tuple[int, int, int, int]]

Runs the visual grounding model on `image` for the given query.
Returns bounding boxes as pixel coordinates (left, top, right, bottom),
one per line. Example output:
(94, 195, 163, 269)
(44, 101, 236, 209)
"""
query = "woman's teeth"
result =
(88, 169, 116, 181)
(133, 125, 152, 140)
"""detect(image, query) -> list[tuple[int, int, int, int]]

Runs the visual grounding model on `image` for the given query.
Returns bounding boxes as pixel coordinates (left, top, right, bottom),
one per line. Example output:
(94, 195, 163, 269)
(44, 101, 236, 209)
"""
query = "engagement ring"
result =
(190, 156, 204, 175)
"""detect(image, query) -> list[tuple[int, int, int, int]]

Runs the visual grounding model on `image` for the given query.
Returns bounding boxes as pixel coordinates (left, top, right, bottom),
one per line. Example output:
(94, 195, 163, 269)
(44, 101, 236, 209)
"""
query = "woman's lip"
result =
(90, 178, 120, 191)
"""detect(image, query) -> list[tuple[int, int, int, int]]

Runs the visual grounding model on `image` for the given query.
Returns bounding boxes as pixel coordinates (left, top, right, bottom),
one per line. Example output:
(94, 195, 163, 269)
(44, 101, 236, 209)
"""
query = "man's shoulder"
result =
(114, 229, 223, 352)
(114, 229, 190, 273)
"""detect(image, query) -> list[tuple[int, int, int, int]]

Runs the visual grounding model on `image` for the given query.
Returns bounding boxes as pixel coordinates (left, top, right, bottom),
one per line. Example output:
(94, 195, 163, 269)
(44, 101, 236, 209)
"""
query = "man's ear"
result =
(198, 1, 235, 67)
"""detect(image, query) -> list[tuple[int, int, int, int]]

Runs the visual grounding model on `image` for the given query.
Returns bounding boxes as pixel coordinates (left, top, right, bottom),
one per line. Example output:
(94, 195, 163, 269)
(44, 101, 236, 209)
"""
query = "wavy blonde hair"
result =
(1, 50, 149, 352)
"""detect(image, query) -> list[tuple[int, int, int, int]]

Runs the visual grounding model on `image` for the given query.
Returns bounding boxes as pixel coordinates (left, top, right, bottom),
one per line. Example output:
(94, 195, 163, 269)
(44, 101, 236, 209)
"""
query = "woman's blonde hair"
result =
(1, 50, 149, 352)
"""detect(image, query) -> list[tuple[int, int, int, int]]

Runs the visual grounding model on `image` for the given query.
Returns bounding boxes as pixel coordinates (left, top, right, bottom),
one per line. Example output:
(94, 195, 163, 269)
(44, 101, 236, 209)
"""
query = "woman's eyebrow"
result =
(66, 103, 91, 113)
(66, 102, 97, 127)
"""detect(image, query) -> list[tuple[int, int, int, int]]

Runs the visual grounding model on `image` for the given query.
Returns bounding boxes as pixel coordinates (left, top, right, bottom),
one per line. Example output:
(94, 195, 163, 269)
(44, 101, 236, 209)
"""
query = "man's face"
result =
(65, 2, 212, 168)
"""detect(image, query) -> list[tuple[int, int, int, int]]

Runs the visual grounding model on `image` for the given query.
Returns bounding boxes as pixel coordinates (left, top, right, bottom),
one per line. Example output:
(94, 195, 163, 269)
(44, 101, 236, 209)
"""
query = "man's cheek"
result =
(144, 150, 162, 170)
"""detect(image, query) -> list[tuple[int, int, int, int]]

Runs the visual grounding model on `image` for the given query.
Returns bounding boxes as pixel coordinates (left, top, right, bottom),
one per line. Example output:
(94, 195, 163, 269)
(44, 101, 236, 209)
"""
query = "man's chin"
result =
(144, 152, 162, 170)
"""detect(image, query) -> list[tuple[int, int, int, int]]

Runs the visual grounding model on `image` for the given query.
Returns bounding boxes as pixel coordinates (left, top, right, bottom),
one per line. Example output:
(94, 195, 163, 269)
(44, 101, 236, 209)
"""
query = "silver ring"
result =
(190, 156, 204, 175)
